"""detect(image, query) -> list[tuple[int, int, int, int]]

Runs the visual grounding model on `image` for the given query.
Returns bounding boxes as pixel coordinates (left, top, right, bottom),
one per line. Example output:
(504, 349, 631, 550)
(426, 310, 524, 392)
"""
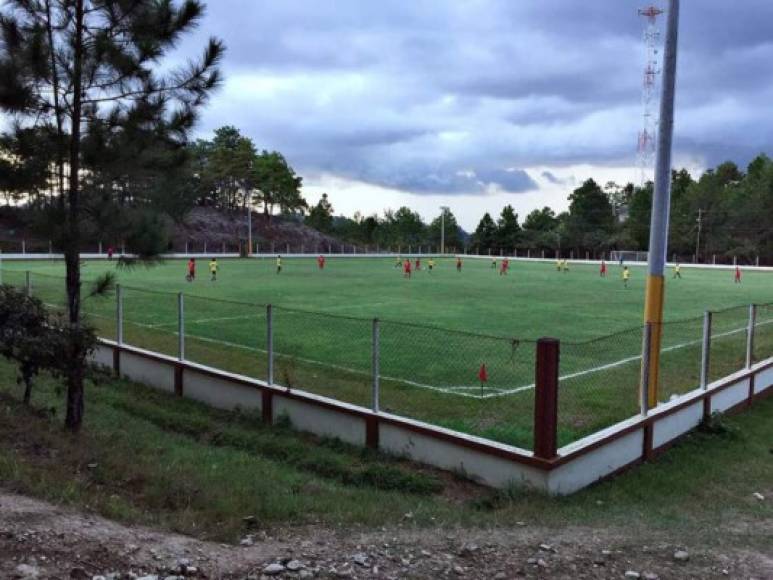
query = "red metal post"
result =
(534, 338, 560, 460)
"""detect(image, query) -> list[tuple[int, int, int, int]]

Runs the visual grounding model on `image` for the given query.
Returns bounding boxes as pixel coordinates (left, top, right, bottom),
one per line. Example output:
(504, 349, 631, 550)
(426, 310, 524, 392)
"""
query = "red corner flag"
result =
(478, 363, 488, 387)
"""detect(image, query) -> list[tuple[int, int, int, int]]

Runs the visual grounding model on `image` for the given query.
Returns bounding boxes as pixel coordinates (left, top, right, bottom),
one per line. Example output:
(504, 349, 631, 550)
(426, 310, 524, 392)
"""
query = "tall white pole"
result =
(641, 0, 680, 409)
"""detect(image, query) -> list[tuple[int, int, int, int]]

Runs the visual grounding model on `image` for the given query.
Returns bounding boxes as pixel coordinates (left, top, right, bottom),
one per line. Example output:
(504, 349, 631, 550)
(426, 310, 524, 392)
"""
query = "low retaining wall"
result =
(90, 339, 773, 494)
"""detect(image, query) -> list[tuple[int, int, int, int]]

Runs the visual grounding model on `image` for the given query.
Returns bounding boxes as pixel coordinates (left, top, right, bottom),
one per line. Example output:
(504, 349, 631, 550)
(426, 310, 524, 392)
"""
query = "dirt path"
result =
(1, 490, 771, 579)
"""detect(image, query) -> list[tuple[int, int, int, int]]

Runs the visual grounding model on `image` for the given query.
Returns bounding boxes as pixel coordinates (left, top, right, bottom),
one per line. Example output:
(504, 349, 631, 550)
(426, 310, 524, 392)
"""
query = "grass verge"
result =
(0, 358, 771, 546)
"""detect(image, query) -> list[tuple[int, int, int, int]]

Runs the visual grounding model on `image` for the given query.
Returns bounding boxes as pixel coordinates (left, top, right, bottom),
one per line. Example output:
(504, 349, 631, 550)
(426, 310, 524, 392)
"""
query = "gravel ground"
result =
(2, 490, 772, 579)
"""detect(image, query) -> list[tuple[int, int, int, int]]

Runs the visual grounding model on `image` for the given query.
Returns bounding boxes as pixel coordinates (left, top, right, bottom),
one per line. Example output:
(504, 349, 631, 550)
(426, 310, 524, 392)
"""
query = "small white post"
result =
(267, 304, 274, 385)
(712, 254, 716, 265)
(733, 255, 737, 266)
(49, 240, 53, 257)
(222, 241, 226, 254)
(372, 318, 380, 413)
(116, 285, 124, 345)
(178, 292, 185, 361)
(99, 241, 103, 255)
(700, 311, 712, 389)
(22, 240, 26, 254)
(756, 256, 760, 267)
(746, 304, 757, 369)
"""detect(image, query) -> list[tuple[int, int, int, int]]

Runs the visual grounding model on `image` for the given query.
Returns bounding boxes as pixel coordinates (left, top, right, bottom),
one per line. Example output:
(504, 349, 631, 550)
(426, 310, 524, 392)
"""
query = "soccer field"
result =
(3, 256, 773, 448)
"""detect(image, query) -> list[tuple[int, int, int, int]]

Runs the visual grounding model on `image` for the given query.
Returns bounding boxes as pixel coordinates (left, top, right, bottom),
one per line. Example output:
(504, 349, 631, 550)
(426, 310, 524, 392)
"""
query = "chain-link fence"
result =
(558, 326, 642, 445)
(708, 305, 751, 383)
(379, 321, 536, 447)
(3, 268, 773, 453)
(753, 303, 773, 365)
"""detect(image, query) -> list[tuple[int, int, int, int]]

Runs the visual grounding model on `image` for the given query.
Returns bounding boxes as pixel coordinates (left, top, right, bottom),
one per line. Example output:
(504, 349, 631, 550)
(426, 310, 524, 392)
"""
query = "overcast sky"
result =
(8, 1, 773, 229)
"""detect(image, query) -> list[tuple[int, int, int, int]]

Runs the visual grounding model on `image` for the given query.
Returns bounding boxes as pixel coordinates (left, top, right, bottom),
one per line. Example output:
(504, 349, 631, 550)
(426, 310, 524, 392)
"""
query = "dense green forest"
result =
(1, 123, 771, 261)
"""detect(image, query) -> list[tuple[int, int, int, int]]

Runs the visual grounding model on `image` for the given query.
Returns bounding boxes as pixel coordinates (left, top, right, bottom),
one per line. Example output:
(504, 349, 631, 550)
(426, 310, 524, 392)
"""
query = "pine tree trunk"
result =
(22, 376, 32, 406)
(64, 0, 85, 433)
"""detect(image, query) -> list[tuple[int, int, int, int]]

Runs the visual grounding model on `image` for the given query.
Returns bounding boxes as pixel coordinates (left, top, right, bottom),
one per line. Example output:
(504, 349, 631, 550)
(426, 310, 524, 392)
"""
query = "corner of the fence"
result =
(534, 337, 560, 460)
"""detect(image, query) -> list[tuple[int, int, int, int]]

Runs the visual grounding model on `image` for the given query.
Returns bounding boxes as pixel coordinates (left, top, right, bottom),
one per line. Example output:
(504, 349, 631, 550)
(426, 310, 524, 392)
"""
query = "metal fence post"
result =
(640, 322, 652, 415)
(177, 292, 185, 361)
(700, 311, 712, 389)
(267, 304, 274, 385)
(533, 337, 560, 460)
(746, 304, 757, 368)
(22, 240, 26, 254)
(372, 318, 380, 413)
(116, 284, 124, 345)
(25, 271, 31, 296)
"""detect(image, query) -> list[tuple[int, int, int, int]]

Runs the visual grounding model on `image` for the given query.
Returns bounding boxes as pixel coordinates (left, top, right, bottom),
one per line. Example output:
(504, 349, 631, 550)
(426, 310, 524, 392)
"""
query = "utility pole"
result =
(247, 202, 252, 257)
(640, 0, 680, 412)
(439, 206, 450, 254)
(695, 208, 703, 263)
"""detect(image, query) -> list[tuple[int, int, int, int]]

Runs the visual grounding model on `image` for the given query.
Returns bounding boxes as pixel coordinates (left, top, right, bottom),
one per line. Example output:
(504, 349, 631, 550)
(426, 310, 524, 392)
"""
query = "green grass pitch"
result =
(3, 256, 773, 449)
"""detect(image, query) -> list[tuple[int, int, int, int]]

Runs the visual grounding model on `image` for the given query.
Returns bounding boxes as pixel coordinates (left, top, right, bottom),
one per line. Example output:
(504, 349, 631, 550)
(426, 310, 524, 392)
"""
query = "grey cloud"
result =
(178, 0, 773, 196)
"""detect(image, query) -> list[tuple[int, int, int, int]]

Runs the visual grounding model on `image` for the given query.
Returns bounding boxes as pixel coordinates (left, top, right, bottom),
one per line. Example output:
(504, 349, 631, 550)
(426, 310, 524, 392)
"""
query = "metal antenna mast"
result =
(638, 5, 664, 185)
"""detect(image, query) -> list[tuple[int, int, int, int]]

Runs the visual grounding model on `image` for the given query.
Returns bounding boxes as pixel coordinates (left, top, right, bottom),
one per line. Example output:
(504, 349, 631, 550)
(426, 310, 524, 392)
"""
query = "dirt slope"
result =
(2, 490, 771, 579)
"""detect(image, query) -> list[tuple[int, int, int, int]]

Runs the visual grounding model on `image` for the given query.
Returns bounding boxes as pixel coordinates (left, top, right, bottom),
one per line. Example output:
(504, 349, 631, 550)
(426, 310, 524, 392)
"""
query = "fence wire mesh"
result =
(2, 268, 772, 453)
(121, 287, 179, 357)
(183, 294, 268, 379)
(558, 326, 642, 445)
(658, 316, 704, 399)
(709, 305, 751, 383)
(272, 306, 372, 407)
(754, 303, 773, 365)
(379, 322, 536, 448)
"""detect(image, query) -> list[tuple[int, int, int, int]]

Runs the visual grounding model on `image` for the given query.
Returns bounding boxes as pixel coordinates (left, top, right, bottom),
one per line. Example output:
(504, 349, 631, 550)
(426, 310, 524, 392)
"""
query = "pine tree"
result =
(0, 0, 224, 431)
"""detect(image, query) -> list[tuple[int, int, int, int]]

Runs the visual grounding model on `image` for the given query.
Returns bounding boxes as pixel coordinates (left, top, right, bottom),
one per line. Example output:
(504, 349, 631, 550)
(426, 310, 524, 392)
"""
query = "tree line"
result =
(465, 155, 773, 262)
(305, 153, 773, 263)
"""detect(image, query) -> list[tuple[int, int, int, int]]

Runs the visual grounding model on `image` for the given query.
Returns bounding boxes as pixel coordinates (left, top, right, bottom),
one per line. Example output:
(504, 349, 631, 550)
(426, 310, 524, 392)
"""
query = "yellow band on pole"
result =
(643, 274, 665, 408)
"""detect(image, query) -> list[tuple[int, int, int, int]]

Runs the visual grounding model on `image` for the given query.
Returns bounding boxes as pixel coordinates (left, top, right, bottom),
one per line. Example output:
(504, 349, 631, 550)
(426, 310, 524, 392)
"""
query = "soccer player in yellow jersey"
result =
(622, 266, 631, 288)
(562, 259, 570, 273)
(673, 263, 682, 279)
(428, 258, 435, 272)
(556, 259, 562, 272)
(276, 255, 282, 274)
(395, 255, 402, 268)
(209, 258, 218, 281)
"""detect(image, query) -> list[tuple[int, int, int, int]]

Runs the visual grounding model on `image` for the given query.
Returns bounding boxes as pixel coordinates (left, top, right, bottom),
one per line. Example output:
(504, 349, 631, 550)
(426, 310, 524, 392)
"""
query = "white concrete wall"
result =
(120, 350, 175, 393)
(652, 400, 704, 449)
(88, 339, 773, 494)
(710, 379, 750, 414)
(272, 394, 366, 446)
(548, 428, 644, 495)
(90, 343, 114, 371)
(184, 368, 262, 412)
(379, 421, 546, 489)
(754, 365, 773, 394)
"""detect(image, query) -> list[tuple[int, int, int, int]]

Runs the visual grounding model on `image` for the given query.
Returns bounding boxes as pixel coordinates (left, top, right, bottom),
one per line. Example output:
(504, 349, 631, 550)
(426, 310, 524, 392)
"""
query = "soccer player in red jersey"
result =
(600, 259, 607, 277)
(403, 258, 412, 279)
(415, 257, 421, 271)
(456, 256, 462, 272)
(734, 265, 742, 284)
(186, 258, 196, 282)
(500, 257, 509, 275)
(317, 255, 325, 270)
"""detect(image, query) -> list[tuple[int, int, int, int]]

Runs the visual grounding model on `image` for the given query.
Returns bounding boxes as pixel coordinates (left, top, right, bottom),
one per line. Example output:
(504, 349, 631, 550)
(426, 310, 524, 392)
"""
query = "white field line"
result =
(48, 300, 773, 400)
